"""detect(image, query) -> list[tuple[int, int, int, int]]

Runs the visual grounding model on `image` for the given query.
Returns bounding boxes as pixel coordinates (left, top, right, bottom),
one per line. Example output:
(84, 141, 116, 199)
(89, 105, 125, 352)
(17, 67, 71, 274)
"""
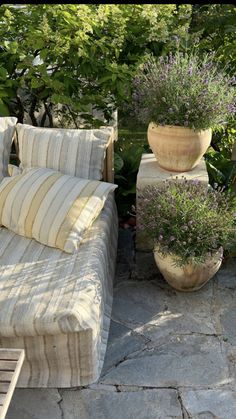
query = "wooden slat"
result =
(0, 383, 8, 393)
(0, 372, 14, 382)
(0, 349, 24, 419)
(0, 361, 17, 371)
(0, 349, 22, 361)
(103, 132, 115, 183)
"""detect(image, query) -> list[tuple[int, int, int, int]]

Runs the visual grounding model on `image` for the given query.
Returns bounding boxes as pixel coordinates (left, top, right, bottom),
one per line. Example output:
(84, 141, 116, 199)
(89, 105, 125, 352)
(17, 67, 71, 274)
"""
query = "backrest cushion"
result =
(0, 117, 17, 179)
(16, 123, 113, 180)
(0, 167, 117, 253)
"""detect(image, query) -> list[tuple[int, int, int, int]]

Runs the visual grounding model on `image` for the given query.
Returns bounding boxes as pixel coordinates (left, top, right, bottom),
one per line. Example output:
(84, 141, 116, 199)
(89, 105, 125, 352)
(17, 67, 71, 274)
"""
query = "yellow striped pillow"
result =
(0, 167, 117, 253)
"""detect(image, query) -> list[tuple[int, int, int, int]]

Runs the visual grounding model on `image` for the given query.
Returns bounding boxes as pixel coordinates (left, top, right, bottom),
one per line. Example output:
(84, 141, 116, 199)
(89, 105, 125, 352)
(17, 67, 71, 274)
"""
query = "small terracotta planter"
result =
(147, 123, 212, 172)
(154, 247, 223, 292)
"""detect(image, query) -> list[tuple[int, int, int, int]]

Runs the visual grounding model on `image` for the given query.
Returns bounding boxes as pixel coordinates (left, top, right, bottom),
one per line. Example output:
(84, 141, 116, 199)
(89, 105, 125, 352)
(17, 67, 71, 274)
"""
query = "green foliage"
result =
(138, 179, 236, 266)
(0, 4, 190, 126)
(205, 150, 236, 194)
(189, 5, 236, 75)
(205, 123, 236, 195)
(114, 133, 150, 216)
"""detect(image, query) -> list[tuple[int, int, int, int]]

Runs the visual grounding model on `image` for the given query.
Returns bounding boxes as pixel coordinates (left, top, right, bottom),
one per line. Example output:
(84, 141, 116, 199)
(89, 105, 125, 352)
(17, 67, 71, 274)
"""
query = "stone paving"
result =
(7, 229, 236, 419)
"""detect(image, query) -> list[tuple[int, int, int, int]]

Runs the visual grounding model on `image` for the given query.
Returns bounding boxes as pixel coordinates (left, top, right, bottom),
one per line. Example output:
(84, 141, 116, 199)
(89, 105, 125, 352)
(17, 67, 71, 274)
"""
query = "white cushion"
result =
(16, 123, 113, 180)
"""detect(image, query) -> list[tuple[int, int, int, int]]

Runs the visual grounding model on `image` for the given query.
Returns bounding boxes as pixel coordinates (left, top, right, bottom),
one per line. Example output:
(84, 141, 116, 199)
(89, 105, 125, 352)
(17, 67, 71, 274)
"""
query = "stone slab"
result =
(181, 389, 236, 419)
(6, 389, 61, 419)
(61, 388, 182, 419)
(101, 335, 230, 388)
(225, 342, 236, 386)
(217, 258, 236, 289)
(111, 281, 216, 340)
(101, 320, 146, 375)
(132, 251, 160, 280)
(136, 153, 209, 251)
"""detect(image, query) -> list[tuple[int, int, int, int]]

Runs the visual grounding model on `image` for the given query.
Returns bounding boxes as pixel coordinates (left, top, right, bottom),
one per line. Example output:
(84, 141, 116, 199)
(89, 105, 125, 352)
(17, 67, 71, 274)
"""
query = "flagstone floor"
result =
(7, 229, 236, 419)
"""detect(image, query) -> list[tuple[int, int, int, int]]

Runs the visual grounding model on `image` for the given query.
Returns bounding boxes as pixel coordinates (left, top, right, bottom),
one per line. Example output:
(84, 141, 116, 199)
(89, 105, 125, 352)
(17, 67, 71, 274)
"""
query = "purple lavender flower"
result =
(132, 51, 236, 128)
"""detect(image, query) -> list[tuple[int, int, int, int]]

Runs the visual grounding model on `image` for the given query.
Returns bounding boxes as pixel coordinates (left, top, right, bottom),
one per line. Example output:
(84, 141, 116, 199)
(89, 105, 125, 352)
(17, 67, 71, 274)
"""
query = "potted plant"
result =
(133, 53, 236, 172)
(138, 179, 236, 292)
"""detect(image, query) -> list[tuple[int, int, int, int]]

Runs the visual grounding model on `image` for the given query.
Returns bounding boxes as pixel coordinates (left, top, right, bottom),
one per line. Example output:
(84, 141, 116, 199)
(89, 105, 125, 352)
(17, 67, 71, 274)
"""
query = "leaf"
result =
(121, 184, 137, 196)
(0, 67, 7, 79)
(0, 99, 9, 116)
(206, 161, 226, 184)
(114, 152, 124, 172)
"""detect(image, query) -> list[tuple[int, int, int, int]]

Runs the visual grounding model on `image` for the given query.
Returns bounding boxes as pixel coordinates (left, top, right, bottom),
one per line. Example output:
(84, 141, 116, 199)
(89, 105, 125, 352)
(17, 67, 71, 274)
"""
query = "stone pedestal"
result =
(136, 153, 209, 252)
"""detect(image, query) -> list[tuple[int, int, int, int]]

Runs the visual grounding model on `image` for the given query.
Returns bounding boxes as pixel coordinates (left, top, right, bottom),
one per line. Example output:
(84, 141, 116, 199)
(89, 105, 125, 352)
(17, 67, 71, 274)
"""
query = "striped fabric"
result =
(16, 123, 113, 180)
(8, 163, 22, 177)
(0, 194, 118, 387)
(0, 117, 17, 179)
(0, 167, 117, 253)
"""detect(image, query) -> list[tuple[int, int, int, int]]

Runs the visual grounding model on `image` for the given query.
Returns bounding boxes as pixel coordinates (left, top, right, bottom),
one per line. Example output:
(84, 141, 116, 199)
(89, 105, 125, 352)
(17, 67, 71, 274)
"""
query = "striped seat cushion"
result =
(0, 117, 17, 179)
(16, 123, 113, 180)
(0, 167, 117, 253)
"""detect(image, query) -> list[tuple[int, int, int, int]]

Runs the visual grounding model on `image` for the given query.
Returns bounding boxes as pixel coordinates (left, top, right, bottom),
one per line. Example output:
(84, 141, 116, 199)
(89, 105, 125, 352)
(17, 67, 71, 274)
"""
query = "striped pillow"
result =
(0, 167, 117, 253)
(16, 123, 113, 180)
(0, 117, 17, 179)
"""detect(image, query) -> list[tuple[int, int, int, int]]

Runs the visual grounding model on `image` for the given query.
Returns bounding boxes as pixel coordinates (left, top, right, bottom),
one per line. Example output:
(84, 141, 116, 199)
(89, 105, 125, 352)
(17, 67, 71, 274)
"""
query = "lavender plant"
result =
(138, 179, 236, 266)
(133, 52, 236, 130)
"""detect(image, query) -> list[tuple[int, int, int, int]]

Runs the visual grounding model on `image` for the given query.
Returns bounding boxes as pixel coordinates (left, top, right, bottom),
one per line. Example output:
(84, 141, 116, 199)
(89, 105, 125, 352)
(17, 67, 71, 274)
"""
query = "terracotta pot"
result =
(153, 247, 223, 292)
(147, 123, 212, 172)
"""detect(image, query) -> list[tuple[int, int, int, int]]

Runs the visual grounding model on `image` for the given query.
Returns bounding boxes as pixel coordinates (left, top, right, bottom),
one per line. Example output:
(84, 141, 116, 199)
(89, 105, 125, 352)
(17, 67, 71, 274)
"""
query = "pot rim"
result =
(154, 245, 224, 266)
(148, 122, 212, 134)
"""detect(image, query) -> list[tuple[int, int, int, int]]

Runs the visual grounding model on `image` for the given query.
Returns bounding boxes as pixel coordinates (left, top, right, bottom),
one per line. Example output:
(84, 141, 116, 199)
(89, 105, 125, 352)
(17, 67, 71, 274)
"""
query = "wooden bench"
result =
(0, 349, 25, 419)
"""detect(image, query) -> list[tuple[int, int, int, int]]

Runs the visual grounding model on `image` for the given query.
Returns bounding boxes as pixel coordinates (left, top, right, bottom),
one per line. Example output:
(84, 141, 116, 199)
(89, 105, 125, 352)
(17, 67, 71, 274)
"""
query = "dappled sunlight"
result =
(0, 197, 116, 338)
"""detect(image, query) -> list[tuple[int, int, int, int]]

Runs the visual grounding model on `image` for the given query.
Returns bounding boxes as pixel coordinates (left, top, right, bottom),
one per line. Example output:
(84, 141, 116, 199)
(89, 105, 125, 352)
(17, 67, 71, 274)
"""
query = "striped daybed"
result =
(0, 123, 118, 387)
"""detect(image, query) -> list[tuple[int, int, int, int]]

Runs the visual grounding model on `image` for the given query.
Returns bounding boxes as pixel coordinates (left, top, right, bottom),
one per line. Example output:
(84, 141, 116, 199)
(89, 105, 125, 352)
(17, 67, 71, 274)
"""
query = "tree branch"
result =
(16, 94, 25, 122)
(29, 95, 38, 126)
(40, 110, 47, 127)
(43, 101, 54, 127)
(66, 105, 79, 128)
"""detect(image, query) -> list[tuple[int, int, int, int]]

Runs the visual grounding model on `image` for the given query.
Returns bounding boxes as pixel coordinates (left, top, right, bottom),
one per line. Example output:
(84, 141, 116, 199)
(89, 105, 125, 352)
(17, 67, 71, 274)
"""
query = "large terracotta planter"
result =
(147, 123, 212, 172)
(154, 247, 223, 292)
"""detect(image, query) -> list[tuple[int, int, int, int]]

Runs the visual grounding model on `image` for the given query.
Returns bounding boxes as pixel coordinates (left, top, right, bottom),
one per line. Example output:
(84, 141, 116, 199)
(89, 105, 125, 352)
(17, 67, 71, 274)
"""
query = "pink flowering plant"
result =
(138, 179, 236, 266)
(133, 52, 236, 130)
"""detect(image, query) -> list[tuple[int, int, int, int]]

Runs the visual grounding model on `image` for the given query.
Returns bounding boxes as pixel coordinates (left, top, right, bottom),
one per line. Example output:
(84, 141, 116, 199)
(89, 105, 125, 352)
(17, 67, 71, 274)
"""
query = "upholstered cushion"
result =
(0, 167, 117, 253)
(0, 117, 17, 179)
(8, 164, 22, 177)
(16, 123, 113, 180)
